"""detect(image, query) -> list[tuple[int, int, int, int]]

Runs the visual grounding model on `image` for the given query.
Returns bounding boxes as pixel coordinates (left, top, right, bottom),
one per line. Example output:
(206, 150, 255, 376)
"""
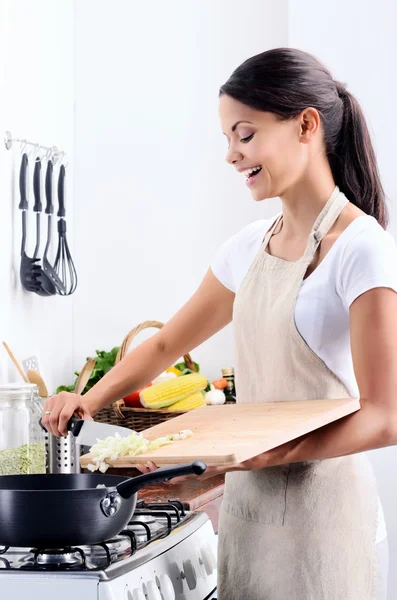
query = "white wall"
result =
(288, 1, 397, 595)
(0, 0, 75, 392)
(1, 2, 395, 593)
(72, 0, 287, 378)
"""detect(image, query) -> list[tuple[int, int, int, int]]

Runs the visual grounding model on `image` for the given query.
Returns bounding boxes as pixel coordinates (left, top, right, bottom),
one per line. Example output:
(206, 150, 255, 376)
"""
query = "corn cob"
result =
(168, 391, 206, 411)
(140, 372, 208, 409)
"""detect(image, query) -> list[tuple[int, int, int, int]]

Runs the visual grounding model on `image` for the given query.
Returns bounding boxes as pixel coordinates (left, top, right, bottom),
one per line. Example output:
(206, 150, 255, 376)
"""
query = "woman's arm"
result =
(43, 269, 234, 437)
(211, 287, 397, 475)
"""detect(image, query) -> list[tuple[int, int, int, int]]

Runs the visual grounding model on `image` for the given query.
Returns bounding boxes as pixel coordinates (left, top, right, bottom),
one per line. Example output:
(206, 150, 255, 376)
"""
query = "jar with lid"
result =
(221, 367, 237, 402)
(0, 383, 46, 475)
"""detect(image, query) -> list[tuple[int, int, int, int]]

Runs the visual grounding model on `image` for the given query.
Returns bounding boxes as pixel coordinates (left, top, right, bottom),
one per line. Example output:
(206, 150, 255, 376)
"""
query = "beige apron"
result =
(217, 186, 378, 600)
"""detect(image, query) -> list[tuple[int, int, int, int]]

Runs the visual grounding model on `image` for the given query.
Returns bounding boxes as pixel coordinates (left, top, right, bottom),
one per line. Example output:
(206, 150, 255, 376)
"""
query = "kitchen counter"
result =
(108, 468, 225, 532)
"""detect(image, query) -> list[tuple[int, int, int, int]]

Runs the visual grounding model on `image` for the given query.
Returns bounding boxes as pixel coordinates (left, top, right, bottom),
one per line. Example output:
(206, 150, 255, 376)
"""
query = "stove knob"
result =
(208, 543, 218, 568)
(156, 574, 175, 600)
(199, 546, 214, 575)
(182, 559, 197, 590)
(131, 589, 145, 600)
(145, 580, 162, 600)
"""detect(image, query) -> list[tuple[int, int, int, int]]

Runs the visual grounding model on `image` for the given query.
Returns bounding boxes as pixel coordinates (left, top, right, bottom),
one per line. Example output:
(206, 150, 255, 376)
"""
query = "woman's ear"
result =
(299, 107, 320, 143)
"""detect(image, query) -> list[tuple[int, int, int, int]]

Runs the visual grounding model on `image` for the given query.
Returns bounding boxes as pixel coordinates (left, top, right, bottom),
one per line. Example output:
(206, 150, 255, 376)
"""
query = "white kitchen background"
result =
(0, 0, 396, 595)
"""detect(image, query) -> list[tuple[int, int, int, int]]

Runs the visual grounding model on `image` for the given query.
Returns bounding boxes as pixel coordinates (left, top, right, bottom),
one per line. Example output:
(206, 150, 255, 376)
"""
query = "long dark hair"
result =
(219, 48, 388, 228)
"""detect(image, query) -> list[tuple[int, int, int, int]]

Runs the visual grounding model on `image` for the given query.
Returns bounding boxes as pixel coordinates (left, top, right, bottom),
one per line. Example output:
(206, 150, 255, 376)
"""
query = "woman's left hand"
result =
(134, 452, 274, 484)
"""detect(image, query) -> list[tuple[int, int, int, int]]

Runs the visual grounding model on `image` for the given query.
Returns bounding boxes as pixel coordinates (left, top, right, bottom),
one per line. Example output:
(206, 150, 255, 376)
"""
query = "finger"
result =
(146, 461, 158, 471)
(41, 396, 56, 432)
(135, 464, 151, 474)
(47, 393, 69, 437)
(58, 403, 78, 437)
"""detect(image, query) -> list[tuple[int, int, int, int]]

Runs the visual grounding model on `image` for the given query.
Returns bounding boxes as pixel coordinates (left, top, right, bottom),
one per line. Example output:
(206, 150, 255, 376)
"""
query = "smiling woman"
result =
(43, 47, 396, 600)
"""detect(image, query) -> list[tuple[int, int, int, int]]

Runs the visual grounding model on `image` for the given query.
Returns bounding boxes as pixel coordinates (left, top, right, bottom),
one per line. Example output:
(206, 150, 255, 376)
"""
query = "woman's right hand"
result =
(42, 392, 93, 438)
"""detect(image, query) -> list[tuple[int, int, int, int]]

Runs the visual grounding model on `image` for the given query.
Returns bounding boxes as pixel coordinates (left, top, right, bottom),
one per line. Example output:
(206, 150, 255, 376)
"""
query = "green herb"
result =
(0, 442, 45, 475)
(56, 347, 120, 395)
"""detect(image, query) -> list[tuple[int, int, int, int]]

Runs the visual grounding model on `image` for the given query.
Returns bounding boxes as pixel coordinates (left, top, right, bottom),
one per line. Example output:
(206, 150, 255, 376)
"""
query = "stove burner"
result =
(132, 514, 157, 524)
(0, 557, 10, 569)
(32, 547, 87, 570)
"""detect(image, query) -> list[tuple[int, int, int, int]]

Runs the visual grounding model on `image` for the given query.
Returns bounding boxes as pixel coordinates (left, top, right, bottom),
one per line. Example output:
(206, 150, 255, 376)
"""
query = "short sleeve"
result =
(210, 234, 237, 292)
(339, 226, 397, 307)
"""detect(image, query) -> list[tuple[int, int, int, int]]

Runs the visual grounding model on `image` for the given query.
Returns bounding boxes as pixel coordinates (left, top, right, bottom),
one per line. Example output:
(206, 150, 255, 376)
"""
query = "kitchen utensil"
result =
(1, 342, 29, 383)
(40, 416, 133, 448)
(82, 397, 361, 468)
(54, 165, 77, 295)
(32, 158, 56, 296)
(75, 357, 96, 395)
(0, 461, 206, 547)
(21, 354, 40, 373)
(41, 358, 97, 476)
(26, 370, 48, 398)
(42, 160, 66, 294)
(45, 429, 81, 475)
(67, 417, 133, 446)
(18, 154, 42, 293)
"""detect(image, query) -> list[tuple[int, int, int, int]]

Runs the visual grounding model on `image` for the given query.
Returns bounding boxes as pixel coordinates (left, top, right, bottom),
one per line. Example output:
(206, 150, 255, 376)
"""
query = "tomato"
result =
(123, 383, 152, 407)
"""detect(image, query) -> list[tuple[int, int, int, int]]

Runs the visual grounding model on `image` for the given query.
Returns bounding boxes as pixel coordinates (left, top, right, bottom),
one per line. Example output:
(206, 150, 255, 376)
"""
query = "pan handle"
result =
(116, 461, 206, 500)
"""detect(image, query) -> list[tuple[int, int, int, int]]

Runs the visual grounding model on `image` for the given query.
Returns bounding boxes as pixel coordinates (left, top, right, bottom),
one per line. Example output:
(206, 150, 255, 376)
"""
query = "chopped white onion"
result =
(86, 430, 193, 472)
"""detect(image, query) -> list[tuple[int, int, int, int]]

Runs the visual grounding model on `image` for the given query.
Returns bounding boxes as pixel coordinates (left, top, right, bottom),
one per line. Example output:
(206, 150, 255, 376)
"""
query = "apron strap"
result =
(262, 213, 283, 248)
(303, 186, 348, 261)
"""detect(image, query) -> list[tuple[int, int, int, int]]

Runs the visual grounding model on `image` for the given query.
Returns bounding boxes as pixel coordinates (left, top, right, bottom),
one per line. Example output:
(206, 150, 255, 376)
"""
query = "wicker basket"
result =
(94, 320, 198, 431)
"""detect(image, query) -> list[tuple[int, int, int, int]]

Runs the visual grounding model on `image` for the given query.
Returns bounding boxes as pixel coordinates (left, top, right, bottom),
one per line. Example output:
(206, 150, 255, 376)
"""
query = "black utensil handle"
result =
(67, 418, 84, 436)
(19, 154, 29, 210)
(45, 160, 54, 214)
(116, 461, 207, 499)
(58, 218, 67, 234)
(33, 160, 42, 212)
(57, 165, 66, 217)
(39, 416, 82, 435)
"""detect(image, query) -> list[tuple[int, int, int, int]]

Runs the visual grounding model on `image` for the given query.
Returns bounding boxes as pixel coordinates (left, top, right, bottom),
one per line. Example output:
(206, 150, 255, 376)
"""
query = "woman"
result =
(43, 48, 397, 599)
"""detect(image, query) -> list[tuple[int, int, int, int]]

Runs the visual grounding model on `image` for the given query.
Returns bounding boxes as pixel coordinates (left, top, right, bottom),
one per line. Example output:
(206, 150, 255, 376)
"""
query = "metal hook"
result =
(35, 146, 46, 162)
(20, 140, 27, 155)
(45, 147, 54, 162)
(53, 149, 65, 166)
(27, 143, 40, 160)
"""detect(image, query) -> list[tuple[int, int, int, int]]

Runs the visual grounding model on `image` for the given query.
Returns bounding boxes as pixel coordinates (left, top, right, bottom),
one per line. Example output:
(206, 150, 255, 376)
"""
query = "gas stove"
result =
(0, 499, 218, 599)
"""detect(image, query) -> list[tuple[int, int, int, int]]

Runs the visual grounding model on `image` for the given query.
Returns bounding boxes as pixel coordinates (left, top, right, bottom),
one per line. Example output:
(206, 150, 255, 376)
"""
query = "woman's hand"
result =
(135, 461, 159, 474)
(42, 392, 93, 438)
(134, 462, 234, 484)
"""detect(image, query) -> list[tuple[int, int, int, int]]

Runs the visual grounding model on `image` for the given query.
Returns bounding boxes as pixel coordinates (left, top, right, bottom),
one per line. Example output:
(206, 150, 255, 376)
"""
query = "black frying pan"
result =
(0, 461, 205, 548)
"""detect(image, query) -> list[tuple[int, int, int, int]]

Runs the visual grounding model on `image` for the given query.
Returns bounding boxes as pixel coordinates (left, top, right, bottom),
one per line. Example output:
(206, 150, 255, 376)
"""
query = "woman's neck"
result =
(279, 163, 336, 239)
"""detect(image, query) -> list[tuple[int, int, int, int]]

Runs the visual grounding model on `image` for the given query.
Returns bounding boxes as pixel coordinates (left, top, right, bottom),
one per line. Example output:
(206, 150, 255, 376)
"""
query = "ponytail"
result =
(330, 83, 388, 228)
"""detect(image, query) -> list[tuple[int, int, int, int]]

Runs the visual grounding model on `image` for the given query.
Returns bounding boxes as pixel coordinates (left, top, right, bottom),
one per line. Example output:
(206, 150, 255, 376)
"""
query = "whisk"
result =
(53, 165, 78, 296)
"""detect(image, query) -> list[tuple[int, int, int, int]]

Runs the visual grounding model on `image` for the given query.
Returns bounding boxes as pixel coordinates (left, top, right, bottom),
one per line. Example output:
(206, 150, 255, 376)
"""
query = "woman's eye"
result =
(240, 134, 254, 143)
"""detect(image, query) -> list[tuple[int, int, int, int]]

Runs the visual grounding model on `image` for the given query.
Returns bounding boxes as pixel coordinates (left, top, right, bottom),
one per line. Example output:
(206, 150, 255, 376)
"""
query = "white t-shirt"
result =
(211, 213, 397, 544)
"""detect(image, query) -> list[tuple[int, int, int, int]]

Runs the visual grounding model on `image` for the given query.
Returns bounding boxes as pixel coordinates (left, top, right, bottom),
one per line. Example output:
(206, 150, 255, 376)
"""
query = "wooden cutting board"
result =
(80, 398, 360, 468)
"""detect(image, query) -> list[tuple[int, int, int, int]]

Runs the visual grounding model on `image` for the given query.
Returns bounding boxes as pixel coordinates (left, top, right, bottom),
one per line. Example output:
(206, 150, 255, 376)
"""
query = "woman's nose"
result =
(226, 146, 243, 166)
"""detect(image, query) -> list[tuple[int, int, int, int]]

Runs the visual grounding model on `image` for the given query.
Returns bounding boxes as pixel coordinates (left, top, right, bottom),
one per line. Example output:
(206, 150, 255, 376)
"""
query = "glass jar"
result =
(0, 383, 46, 475)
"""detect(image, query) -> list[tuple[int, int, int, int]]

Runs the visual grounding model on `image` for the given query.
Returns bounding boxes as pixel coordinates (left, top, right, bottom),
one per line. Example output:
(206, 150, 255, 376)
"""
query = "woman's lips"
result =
(245, 169, 262, 187)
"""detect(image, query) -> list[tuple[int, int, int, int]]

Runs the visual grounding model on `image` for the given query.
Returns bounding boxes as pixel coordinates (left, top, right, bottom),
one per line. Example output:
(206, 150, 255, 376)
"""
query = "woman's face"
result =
(219, 95, 309, 202)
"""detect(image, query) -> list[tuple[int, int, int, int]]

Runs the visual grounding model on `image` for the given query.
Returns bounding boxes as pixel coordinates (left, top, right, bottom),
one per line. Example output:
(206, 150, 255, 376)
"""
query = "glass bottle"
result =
(0, 383, 46, 475)
(221, 367, 236, 403)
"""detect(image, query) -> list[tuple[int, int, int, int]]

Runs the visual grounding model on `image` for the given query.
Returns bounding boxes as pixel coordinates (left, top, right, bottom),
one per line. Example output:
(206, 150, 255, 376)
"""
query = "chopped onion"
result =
(86, 429, 193, 472)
